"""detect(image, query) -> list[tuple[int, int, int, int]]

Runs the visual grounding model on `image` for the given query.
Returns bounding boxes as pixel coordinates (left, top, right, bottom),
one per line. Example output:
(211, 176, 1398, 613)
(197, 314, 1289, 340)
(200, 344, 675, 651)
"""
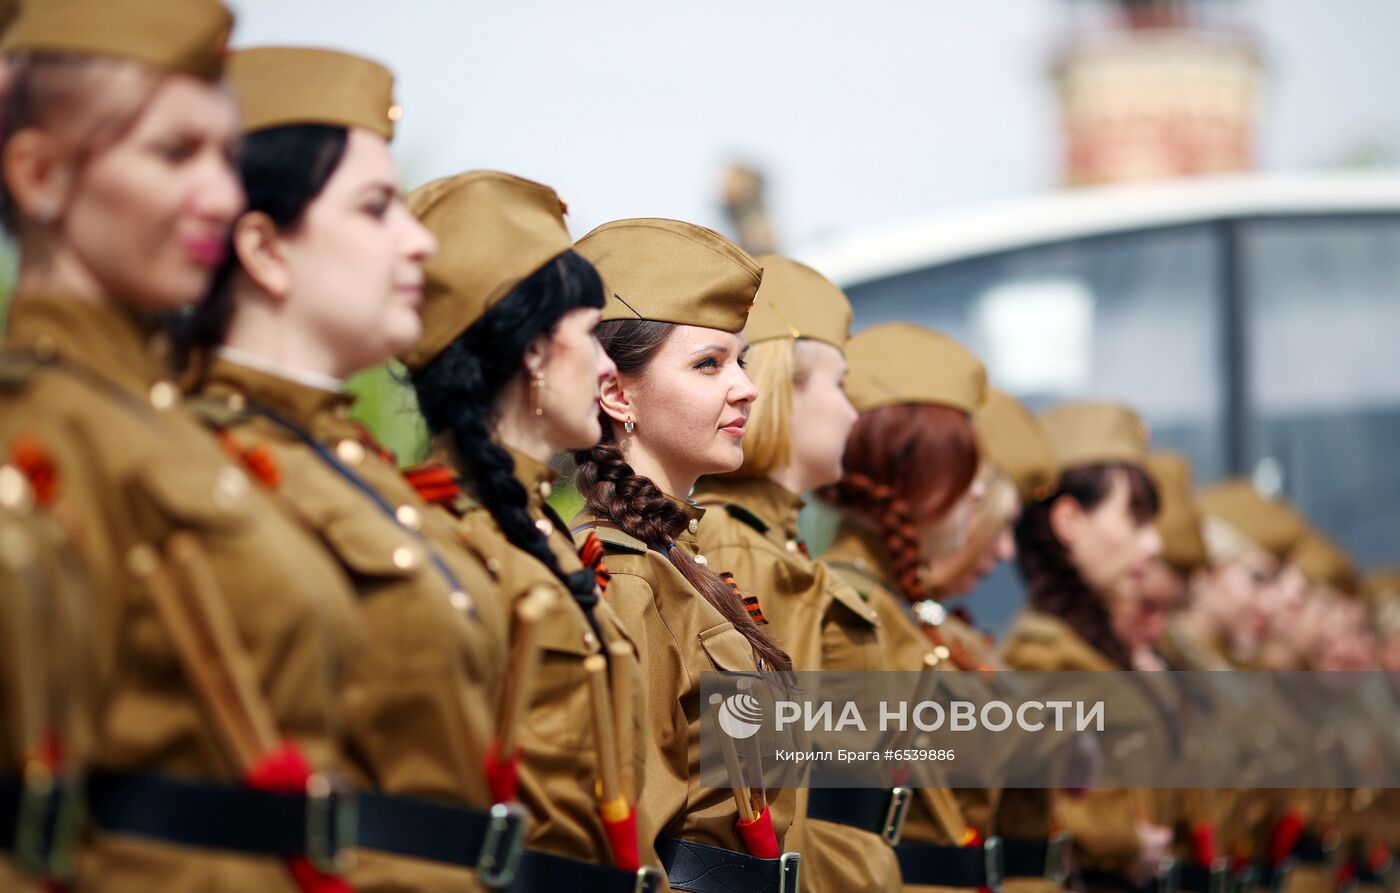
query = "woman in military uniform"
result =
(402, 170, 660, 891)
(690, 257, 901, 893)
(175, 49, 522, 892)
(570, 219, 801, 893)
(0, 4, 362, 891)
(818, 323, 1006, 893)
(1001, 403, 1173, 893)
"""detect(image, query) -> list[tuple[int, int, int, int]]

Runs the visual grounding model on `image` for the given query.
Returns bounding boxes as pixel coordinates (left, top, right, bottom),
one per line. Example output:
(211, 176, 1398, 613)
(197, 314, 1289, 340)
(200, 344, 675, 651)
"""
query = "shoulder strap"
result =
(183, 395, 251, 430)
(570, 520, 651, 556)
(721, 502, 769, 536)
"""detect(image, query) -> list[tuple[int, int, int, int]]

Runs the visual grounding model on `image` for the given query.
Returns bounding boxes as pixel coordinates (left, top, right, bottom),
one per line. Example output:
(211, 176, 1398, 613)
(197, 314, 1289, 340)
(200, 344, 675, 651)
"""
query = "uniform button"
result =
(395, 505, 422, 531)
(583, 632, 598, 649)
(853, 558, 868, 571)
(933, 645, 951, 661)
(785, 539, 799, 553)
(212, 466, 249, 511)
(226, 392, 247, 412)
(924, 652, 941, 669)
(538, 481, 552, 500)
(0, 465, 34, 513)
(693, 554, 708, 566)
(388, 103, 403, 122)
(534, 518, 555, 537)
(869, 610, 879, 622)
(392, 546, 420, 570)
(336, 439, 366, 466)
(149, 381, 179, 410)
(450, 590, 473, 613)
(125, 544, 158, 578)
(32, 335, 57, 361)
(687, 518, 699, 535)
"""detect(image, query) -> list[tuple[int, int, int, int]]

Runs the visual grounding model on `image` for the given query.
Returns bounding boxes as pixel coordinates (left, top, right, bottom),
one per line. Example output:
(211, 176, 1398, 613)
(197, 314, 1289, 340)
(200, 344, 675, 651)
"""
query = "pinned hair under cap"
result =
(1145, 451, 1208, 575)
(1195, 479, 1306, 562)
(975, 388, 1057, 504)
(843, 322, 986, 415)
(574, 218, 760, 334)
(1038, 402, 1150, 472)
(227, 47, 399, 140)
(400, 170, 574, 370)
(1292, 530, 1358, 595)
(4, 0, 233, 80)
(743, 255, 851, 350)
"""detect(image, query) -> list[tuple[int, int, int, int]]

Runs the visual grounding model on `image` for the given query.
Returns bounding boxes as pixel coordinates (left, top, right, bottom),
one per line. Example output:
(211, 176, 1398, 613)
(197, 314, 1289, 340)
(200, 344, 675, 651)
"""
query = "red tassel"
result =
(243, 743, 354, 893)
(736, 804, 780, 859)
(1268, 811, 1305, 867)
(601, 799, 640, 871)
(579, 532, 612, 596)
(10, 435, 58, 506)
(403, 462, 461, 506)
(1192, 822, 1218, 867)
(483, 738, 519, 804)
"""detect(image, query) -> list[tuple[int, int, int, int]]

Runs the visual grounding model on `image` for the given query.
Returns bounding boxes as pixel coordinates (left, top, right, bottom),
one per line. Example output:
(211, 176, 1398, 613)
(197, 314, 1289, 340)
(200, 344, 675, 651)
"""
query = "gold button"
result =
(933, 645, 951, 661)
(687, 518, 699, 535)
(869, 610, 879, 622)
(387, 103, 403, 122)
(395, 505, 422, 531)
(450, 590, 473, 613)
(32, 335, 57, 361)
(785, 539, 799, 553)
(534, 518, 555, 537)
(126, 544, 158, 578)
(392, 546, 420, 570)
(538, 481, 552, 500)
(0, 466, 34, 513)
(853, 558, 868, 571)
(336, 439, 366, 466)
(226, 392, 247, 412)
(212, 466, 249, 511)
(149, 381, 179, 410)
(583, 632, 598, 649)
(693, 554, 708, 566)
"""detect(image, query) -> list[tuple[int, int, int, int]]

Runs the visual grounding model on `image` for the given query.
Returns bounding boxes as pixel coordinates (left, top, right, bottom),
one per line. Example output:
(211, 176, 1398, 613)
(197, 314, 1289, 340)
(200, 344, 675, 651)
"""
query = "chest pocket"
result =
(698, 622, 757, 672)
(130, 453, 255, 535)
(525, 592, 601, 751)
(318, 509, 422, 579)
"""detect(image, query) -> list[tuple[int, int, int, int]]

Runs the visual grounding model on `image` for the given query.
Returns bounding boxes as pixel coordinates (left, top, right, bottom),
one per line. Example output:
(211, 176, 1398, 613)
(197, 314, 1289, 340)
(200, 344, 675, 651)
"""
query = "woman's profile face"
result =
(618, 324, 758, 485)
(536, 306, 614, 452)
(1060, 469, 1163, 595)
(787, 339, 857, 490)
(60, 74, 244, 309)
(276, 128, 436, 377)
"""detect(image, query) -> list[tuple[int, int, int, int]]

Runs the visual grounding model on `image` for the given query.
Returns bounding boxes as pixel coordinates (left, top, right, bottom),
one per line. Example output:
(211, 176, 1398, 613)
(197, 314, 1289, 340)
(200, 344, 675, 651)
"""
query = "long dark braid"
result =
(573, 320, 793, 673)
(1014, 463, 1160, 669)
(411, 251, 602, 602)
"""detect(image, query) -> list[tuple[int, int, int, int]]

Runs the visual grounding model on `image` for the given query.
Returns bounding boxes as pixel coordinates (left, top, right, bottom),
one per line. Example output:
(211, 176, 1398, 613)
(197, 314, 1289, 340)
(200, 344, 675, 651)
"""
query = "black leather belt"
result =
(1247, 858, 1293, 893)
(88, 772, 527, 885)
(805, 786, 910, 844)
(894, 836, 1003, 890)
(1081, 859, 1178, 893)
(1178, 860, 1231, 893)
(509, 849, 665, 892)
(1002, 832, 1073, 883)
(656, 837, 800, 893)
(1294, 833, 1339, 867)
(1, 768, 82, 878)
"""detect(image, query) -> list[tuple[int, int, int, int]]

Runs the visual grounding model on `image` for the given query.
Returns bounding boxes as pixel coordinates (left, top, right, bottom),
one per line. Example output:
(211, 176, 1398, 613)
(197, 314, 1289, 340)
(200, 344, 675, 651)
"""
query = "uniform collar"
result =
(823, 517, 896, 591)
(202, 354, 356, 440)
(693, 476, 805, 547)
(4, 293, 169, 399)
(217, 346, 346, 394)
(503, 445, 560, 515)
(671, 493, 706, 549)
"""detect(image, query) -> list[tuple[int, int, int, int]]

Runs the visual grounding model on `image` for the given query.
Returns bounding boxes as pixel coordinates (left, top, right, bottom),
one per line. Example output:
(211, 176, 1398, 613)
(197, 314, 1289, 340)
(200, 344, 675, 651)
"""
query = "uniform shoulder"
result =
(1002, 612, 1114, 671)
(571, 521, 648, 555)
(184, 394, 253, 429)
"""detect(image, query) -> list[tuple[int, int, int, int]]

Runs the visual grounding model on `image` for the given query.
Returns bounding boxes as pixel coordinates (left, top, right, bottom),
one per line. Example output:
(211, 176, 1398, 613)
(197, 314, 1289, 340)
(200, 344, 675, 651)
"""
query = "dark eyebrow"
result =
(358, 181, 398, 199)
(689, 343, 731, 355)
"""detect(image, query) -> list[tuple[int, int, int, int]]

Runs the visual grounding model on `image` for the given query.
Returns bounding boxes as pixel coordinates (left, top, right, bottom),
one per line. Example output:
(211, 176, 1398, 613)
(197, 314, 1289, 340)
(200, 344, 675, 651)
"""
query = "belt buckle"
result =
(1271, 857, 1295, 893)
(983, 835, 1004, 892)
(476, 801, 527, 889)
(1232, 861, 1258, 893)
(633, 865, 666, 893)
(305, 771, 358, 874)
(1208, 857, 1231, 893)
(1157, 856, 1181, 893)
(1045, 830, 1073, 885)
(779, 851, 801, 893)
(13, 760, 82, 879)
(883, 786, 912, 845)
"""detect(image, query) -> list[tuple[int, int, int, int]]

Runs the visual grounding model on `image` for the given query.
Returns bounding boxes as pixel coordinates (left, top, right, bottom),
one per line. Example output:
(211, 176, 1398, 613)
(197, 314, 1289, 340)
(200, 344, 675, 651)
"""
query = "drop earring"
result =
(623, 418, 635, 434)
(530, 371, 545, 417)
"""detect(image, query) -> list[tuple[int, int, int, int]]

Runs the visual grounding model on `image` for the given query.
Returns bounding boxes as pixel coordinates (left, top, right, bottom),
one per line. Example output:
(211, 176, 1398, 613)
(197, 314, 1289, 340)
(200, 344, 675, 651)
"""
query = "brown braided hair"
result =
(820, 403, 980, 602)
(1014, 463, 1160, 670)
(573, 319, 793, 673)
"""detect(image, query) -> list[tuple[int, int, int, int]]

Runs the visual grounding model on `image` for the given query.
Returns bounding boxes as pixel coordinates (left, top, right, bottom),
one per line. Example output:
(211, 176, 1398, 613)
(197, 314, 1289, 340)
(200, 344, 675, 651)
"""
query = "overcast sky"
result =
(227, 0, 1400, 248)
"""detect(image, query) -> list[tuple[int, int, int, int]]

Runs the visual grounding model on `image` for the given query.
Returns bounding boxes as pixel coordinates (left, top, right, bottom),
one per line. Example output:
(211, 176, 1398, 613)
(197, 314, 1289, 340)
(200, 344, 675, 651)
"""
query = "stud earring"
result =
(530, 371, 546, 417)
(624, 418, 635, 434)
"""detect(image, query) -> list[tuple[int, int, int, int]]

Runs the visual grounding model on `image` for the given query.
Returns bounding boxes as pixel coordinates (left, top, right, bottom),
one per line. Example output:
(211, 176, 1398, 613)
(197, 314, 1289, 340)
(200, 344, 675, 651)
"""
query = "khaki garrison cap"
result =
(1292, 530, 1359, 595)
(401, 171, 573, 370)
(743, 256, 852, 350)
(975, 388, 1057, 504)
(1365, 570, 1400, 603)
(0, 0, 19, 36)
(575, 218, 759, 334)
(228, 47, 399, 140)
(4, 0, 232, 80)
(1038, 402, 1150, 471)
(1195, 479, 1305, 562)
(1146, 451, 1208, 575)
(844, 323, 986, 415)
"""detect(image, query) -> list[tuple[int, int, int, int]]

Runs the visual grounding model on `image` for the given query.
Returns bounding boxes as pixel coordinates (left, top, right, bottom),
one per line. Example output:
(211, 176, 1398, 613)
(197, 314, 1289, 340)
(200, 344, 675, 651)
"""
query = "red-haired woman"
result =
(819, 323, 1003, 893)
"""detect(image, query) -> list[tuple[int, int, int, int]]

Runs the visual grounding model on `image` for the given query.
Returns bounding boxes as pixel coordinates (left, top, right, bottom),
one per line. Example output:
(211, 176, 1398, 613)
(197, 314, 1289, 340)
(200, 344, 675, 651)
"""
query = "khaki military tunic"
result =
(693, 477, 899, 893)
(0, 295, 356, 893)
(423, 447, 653, 869)
(193, 356, 508, 892)
(824, 521, 1000, 893)
(570, 501, 798, 864)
